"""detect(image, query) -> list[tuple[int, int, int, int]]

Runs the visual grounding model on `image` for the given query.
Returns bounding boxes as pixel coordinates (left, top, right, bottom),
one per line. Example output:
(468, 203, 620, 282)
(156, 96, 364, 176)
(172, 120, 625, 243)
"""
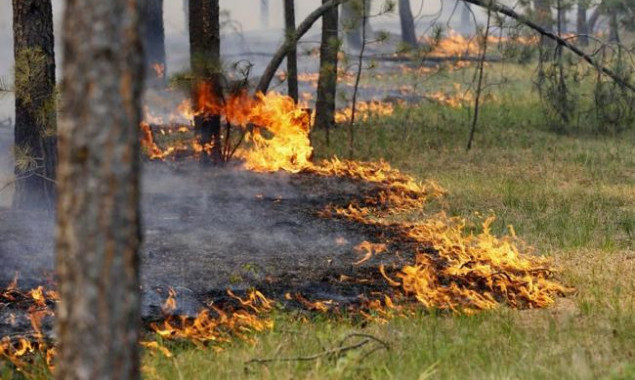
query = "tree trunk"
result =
(315, 0, 340, 143)
(557, 1, 567, 34)
(398, 0, 417, 47)
(56, 0, 144, 378)
(144, 0, 167, 86)
(11, 0, 57, 211)
(577, 2, 589, 46)
(256, 0, 350, 94)
(608, 9, 620, 43)
(261, 0, 270, 29)
(534, 0, 553, 31)
(340, 0, 372, 50)
(189, 0, 222, 165)
(284, 0, 299, 103)
(587, 5, 601, 32)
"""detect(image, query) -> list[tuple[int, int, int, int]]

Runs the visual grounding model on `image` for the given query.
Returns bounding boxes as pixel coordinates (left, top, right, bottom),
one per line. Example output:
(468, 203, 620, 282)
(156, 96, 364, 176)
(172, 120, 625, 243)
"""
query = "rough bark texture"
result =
(577, 2, 589, 46)
(12, 0, 57, 210)
(284, 0, 299, 103)
(55, 0, 144, 379)
(315, 0, 340, 137)
(398, 0, 417, 46)
(143, 0, 166, 85)
(189, 0, 222, 165)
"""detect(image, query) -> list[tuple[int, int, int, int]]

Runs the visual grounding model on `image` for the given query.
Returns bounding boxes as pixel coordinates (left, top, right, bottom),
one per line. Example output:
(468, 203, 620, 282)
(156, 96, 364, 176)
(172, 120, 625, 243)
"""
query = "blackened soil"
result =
(0, 161, 421, 337)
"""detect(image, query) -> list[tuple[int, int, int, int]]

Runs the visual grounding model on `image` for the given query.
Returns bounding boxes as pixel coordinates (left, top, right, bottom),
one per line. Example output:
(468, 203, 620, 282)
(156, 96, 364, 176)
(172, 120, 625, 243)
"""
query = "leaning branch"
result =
(462, 0, 635, 92)
(255, 0, 350, 94)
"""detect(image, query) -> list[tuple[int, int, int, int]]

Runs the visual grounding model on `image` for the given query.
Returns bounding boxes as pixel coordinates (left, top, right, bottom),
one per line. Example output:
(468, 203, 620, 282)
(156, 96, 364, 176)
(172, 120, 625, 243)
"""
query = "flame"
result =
(149, 289, 274, 347)
(335, 100, 396, 124)
(151, 63, 165, 79)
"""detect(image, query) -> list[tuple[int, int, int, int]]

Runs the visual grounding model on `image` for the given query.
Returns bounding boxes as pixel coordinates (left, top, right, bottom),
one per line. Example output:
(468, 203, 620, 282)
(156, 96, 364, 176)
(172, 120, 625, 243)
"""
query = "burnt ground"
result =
(0, 161, 417, 337)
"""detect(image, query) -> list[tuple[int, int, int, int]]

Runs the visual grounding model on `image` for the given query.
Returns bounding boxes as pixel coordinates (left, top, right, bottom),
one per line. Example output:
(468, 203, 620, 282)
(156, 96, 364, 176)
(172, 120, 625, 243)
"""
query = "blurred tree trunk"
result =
(144, 0, 167, 86)
(315, 0, 340, 144)
(608, 9, 620, 42)
(340, 0, 372, 50)
(11, 0, 57, 211)
(587, 5, 601, 32)
(535, 0, 553, 31)
(399, 0, 417, 47)
(189, 0, 222, 165)
(261, 0, 270, 29)
(577, 1, 589, 46)
(56, 0, 144, 378)
(557, 1, 567, 34)
(284, 0, 299, 103)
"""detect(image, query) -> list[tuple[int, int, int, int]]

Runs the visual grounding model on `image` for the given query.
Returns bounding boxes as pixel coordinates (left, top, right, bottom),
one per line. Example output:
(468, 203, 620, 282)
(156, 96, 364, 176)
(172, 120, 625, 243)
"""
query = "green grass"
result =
(140, 64, 635, 379)
(3, 62, 634, 379)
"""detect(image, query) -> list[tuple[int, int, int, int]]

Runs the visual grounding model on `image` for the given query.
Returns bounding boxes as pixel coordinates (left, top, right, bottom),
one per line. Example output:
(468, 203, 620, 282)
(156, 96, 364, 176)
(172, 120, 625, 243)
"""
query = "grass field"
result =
(1, 61, 633, 380)
(140, 63, 634, 380)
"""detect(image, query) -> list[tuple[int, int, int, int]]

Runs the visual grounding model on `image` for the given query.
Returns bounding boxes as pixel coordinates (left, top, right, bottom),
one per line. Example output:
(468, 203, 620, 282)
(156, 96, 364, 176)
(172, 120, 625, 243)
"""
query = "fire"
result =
(149, 289, 274, 347)
(423, 30, 540, 58)
(335, 100, 396, 124)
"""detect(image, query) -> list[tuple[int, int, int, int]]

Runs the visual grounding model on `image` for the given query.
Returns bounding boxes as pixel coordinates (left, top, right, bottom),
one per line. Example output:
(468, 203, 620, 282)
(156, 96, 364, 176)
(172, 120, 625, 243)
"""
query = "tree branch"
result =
(461, 0, 635, 92)
(255, 0, 350, 94)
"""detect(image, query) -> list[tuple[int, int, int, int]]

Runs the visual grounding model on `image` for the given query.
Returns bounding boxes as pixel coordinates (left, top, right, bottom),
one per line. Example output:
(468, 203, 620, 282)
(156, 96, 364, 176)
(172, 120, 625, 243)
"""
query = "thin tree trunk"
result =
(349, 0, 367, 157)
(557, 1, 568, 34)
(144, 0, 167, 86)
(189, 0, 222, 165)
(56, 0, 144, 378)
(608, 9, 620, 43)
(261, 0, 270, 29)
(340, 0, 372, 50)
(462, 0, 635, 92)
(587, 6, 601, 32)
(11, 0, 57, 211)
(256, 0, 350, 95)
(284, 0, 299, 103)
(399, 0, 417, 47)
(577, 2, 589, 46)
(315, 0, 340, 145)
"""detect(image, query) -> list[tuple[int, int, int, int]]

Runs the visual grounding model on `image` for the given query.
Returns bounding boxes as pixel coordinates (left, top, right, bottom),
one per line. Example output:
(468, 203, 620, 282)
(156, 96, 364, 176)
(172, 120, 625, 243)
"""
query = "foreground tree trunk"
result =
(12, 0, 57, 210)
(56, 0, 144, 378)
(189, 0, 222, 165)
(284, 0, 299, 103)
(398, 0, 417, 47)
(315, 0, 340, 143)
(577, 1, 589, 46)
(144, 0, 167, 85)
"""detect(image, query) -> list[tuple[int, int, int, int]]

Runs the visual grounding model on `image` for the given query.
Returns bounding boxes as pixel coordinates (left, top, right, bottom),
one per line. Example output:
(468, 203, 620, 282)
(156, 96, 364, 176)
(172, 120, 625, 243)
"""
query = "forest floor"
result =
(140, 62, 634, 380)
(0, 59, 633, 379)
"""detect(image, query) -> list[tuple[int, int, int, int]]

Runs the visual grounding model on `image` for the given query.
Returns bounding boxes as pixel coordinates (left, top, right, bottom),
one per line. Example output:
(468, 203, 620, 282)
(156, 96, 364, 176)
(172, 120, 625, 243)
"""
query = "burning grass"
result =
(0, 72, 583, 376)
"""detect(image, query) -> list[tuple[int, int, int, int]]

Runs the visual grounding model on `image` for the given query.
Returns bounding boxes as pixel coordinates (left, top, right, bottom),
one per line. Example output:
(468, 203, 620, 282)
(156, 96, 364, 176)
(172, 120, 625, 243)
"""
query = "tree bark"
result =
(577, 2, 589, 46)
(56, 0, 144, 378)
(284, 0, 299, 103)
(11, 0, 57, 211)
(189, 0, 222, 165)
(315, 0, 340, 141)
(144, 0, 167, 86)
(398, 0, 417, 47)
